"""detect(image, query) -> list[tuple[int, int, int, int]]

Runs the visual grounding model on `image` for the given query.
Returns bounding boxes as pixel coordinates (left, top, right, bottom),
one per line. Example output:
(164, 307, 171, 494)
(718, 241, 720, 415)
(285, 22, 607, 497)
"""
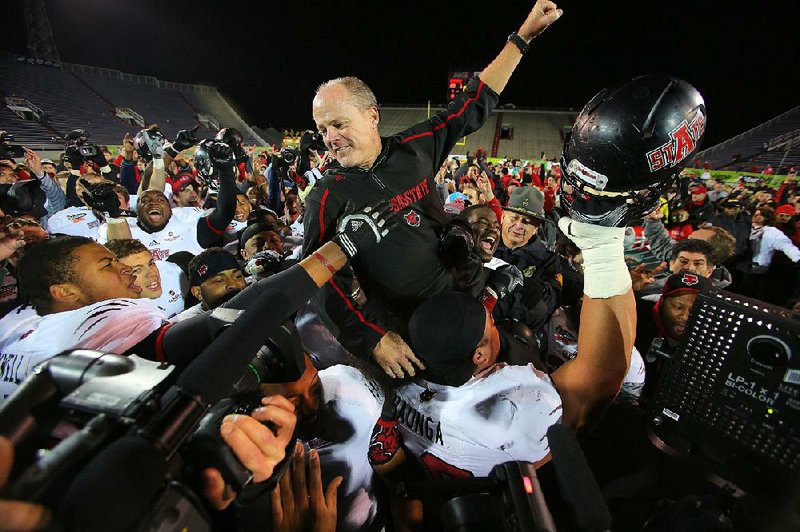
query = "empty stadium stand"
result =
(0, 52, 265, 148)
(696, 105, 800, 172)
(379, 105, 574, 160)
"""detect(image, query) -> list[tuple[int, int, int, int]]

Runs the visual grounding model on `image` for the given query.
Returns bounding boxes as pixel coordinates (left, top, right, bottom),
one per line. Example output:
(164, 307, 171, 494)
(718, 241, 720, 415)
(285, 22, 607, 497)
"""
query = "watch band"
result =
(507, 32, 530, 55)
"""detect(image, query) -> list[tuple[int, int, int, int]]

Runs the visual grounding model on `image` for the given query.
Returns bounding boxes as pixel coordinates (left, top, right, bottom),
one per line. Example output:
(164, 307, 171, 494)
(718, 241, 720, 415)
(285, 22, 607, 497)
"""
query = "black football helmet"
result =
(193, 139, 221, 193)
(560, 74, 706, 227)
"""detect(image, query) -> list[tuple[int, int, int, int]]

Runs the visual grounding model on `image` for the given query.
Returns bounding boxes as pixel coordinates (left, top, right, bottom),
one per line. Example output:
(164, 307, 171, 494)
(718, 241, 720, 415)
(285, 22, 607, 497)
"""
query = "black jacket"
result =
(302, 77, 499, 359)
(493, 234, 562, 328)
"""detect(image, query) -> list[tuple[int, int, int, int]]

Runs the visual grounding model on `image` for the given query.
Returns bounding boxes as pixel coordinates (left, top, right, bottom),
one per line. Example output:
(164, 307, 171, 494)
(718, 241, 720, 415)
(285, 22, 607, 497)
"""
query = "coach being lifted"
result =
(302, 0, 564, 378)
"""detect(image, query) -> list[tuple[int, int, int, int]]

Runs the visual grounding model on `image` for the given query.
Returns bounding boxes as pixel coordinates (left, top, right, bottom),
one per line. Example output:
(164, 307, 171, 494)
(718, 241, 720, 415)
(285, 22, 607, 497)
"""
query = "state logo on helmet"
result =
(560, 74, 706, 227)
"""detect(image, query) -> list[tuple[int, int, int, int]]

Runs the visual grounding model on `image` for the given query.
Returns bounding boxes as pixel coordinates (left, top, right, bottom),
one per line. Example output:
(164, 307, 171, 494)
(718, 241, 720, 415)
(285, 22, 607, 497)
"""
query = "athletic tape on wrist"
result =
(312, 251, 337, 275)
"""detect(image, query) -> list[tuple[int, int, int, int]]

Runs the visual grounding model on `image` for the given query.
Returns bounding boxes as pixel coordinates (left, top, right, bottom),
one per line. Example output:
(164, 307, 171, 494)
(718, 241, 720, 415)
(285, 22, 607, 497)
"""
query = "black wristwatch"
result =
(507, 32, 530, 55)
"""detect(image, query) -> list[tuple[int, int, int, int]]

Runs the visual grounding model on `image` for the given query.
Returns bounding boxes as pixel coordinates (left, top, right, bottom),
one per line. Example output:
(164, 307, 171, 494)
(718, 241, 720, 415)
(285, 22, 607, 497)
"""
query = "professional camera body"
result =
(64, 128, 98, 158)
(0, 131, 26, 159)
(0, 318, 304, 531)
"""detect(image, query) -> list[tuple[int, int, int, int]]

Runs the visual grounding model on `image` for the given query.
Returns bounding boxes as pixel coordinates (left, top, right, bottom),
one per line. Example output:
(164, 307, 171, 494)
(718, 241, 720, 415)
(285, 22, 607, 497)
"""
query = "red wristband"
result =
(312, 251, 337, 275)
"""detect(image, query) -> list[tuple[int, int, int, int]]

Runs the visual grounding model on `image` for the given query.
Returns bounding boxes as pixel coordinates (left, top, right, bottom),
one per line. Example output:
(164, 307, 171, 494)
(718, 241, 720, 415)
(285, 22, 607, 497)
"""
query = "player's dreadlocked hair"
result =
(17, 235, 95, 315)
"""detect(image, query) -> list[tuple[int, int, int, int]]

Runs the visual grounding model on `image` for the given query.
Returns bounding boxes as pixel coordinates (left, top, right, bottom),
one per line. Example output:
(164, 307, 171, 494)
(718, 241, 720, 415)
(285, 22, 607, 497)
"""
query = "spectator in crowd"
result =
(105, 239, 188, 318)
(239, 223, 284, 259)
(740, 205, 800, 304)
(634, 238, 717, 299)
(642, 209, 735, 290)
(710, 197, 752, 279)
(775, 203, 800, 246)
(635, 271, 713, 398)
(706, 180, 728, 204)
(494, 186, 562, 317)
(665, 207, 694, 241)
(301, 0, 563, 378)
(172, 174, 203, 208)
(686, 184, 713, 227)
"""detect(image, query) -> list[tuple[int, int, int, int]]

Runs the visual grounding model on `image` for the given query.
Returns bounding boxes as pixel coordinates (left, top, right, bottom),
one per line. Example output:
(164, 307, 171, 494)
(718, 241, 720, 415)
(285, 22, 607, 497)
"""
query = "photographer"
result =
(0, 402, 298, 528)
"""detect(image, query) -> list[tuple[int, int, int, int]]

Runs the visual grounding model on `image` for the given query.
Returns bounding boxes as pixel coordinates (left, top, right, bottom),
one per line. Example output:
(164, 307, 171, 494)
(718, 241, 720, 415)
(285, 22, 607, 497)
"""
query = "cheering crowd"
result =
(0, 1, 799, 530)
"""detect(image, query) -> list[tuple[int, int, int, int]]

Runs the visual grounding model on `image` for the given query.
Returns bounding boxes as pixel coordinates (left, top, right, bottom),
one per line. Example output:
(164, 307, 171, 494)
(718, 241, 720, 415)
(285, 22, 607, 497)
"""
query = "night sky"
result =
(2, 0, 797, 148)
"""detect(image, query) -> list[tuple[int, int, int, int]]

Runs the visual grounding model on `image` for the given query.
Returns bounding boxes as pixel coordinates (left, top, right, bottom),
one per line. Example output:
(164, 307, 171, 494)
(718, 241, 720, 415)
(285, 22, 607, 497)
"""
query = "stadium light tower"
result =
(24, 0, 61, 62)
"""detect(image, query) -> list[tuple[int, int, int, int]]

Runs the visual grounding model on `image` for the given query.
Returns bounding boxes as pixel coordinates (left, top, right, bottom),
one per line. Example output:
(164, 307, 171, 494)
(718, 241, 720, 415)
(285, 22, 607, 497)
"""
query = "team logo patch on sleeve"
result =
(368, 416, 402, 466)
(403, 210, 421, 227)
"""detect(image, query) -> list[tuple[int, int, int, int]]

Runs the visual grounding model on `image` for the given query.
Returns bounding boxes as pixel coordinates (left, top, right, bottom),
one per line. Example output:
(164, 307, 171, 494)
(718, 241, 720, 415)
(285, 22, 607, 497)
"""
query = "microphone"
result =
(546, 423, 612, 531)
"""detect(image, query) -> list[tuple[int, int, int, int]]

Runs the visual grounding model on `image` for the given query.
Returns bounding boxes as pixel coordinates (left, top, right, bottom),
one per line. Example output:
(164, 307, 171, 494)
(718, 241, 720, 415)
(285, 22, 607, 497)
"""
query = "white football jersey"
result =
(153, 260, 189, 318)
(98, 207, 206, 260)
(394, 363, 562, 478)
(46, 206, 103, 240)
(306, 365, 384, 532)
(225, 218, 247, 237)
(0, 298, 166, 404)
(545, 307, 646, 398)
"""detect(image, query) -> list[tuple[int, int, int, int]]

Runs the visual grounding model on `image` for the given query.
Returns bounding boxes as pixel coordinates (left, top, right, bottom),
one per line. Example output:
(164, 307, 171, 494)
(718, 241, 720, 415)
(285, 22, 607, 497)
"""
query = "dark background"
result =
(2, 0, 797, 147)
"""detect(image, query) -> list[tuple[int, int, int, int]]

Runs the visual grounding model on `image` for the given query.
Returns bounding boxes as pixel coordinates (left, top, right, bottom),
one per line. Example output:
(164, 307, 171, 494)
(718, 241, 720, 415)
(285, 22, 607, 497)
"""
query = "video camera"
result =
(0, 315, 305, 531)
(64, 128, 98, 158)
(644, 288, 800, 527)
(0, 131, 26, 159)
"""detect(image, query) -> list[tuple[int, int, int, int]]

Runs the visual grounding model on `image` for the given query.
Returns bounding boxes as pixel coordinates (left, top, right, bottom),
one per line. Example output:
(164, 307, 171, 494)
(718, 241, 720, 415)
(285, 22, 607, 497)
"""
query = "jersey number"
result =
(420, 452, 473, 479)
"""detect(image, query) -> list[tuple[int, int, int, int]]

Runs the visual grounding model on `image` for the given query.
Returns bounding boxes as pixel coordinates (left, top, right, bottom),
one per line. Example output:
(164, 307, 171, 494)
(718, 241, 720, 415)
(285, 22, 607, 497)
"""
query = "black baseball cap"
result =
(408, 291, 486, 363)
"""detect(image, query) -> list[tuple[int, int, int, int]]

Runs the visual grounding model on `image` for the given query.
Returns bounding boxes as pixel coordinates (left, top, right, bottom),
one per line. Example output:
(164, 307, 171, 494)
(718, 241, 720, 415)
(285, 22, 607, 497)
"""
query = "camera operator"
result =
(302, 0, 563, 379)
(0, 400, 298, 527)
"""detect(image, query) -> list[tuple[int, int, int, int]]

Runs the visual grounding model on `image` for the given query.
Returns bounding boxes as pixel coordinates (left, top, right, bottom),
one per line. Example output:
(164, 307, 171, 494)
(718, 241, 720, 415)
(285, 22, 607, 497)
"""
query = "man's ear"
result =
(369, 106, 380, 128)
(471, 349, 486, 367)
(49, 283, 81, 306)
(190, 285, 203, 302)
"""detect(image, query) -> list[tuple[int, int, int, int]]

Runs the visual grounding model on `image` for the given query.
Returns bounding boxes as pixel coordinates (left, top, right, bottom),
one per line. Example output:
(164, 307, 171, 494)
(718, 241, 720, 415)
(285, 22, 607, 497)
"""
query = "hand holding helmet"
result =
(215, 128, 247, 164)
(558, 217, 629, 298)
(560, 74, 706, 227)
(134, 126, 167, 161)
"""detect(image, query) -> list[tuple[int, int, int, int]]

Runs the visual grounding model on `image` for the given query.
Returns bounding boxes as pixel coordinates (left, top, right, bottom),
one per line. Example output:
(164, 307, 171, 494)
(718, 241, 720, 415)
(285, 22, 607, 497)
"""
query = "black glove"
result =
(171, 125, 200, 152)
(438, 219, 475, 267)
(206, 140, 235, 173)
(79, 179, 129, 217)
(332, 201, 398, 259)
(486, 264, 524, 299)
(244, 250, 283, 276)
(84, 144, 108, 170)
